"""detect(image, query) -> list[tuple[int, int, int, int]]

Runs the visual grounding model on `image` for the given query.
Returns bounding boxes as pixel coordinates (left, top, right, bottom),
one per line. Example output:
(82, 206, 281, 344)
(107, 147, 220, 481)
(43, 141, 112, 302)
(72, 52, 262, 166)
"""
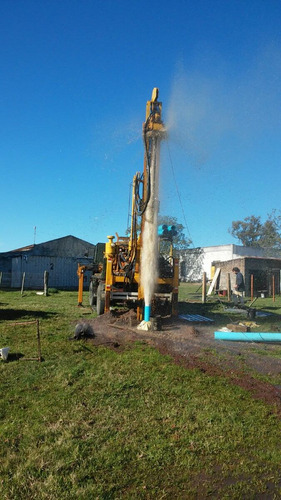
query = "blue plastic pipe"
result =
(214, 331, 281, 342)
(144, 305, 151, 322)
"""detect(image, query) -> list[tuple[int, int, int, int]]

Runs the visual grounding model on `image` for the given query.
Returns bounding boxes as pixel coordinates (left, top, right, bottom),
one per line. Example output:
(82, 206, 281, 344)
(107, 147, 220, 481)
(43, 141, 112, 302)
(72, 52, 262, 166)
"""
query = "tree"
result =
(229, 215, 263, 247)
(158, 215, 191, 252)
(126, 214, 190, 254)
(260, 210, 281, 248)
(229, 211, 281, 250)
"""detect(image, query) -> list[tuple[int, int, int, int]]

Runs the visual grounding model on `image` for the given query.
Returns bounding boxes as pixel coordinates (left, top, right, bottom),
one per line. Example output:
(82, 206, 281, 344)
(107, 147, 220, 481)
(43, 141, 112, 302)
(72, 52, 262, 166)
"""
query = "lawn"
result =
(0, 288, 280, 499)
(179, 281, 281, 332)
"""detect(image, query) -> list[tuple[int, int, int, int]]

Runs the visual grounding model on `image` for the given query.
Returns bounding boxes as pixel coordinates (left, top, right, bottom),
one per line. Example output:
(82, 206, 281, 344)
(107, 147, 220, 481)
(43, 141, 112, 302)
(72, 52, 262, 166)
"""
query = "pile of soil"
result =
(75, 310, 281, 414)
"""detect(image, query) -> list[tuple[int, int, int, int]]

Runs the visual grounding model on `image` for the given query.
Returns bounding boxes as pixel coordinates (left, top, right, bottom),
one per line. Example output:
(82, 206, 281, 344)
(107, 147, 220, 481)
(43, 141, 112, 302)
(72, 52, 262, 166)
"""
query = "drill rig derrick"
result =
(82, 88, 179, 320)
(134, 87, 166, 219)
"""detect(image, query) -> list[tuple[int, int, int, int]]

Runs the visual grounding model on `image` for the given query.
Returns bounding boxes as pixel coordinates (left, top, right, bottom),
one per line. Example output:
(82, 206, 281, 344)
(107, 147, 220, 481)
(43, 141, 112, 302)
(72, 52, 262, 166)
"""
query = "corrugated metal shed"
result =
(0, 235, 99, 290)
(11, 255, 93, 289)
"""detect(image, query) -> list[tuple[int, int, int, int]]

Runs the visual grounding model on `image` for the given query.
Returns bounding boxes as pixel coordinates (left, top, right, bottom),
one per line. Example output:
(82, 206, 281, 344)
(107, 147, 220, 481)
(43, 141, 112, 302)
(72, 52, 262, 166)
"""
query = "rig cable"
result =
(166, 142, 195, 248)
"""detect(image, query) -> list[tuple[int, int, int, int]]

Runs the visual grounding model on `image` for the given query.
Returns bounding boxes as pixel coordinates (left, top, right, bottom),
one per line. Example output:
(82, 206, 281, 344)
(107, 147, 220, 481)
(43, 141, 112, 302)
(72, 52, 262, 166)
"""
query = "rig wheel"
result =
(89, 281, 97, 309)
(96, 283, 105, 316)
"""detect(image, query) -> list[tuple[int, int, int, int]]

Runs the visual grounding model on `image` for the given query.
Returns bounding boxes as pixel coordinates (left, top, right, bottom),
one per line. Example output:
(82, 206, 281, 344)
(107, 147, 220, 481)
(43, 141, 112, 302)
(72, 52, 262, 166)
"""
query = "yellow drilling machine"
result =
(78, 88, 179, 322)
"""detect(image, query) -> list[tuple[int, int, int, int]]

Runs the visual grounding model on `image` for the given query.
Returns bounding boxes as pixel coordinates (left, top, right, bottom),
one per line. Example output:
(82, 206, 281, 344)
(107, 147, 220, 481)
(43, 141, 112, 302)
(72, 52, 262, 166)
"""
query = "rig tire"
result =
(89, 280, 97, 309)
(96, 283, 105, 316)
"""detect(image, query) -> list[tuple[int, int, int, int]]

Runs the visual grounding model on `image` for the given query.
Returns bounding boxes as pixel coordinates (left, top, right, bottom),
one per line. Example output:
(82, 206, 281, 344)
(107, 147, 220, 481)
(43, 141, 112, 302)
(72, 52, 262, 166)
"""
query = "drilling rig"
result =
(78, 88, 179, 322)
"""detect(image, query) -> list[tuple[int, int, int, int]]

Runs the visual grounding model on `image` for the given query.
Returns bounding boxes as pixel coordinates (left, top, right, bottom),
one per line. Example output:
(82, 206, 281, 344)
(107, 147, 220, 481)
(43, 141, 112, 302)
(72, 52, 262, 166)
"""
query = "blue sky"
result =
(1, 0, 281, 251)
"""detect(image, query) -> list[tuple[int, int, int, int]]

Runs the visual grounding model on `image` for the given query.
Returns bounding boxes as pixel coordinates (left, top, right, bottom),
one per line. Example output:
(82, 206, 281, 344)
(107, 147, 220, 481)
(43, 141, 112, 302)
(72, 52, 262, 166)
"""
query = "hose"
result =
(134, 113, 153, 216)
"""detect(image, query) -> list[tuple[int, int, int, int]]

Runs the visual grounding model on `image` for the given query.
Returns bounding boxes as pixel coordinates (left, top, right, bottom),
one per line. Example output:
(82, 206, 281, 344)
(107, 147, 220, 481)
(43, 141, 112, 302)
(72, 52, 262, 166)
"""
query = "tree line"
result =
(162, 210, 281, 252)
(229, 210, 281, 250)
(129, 210, 281, 253)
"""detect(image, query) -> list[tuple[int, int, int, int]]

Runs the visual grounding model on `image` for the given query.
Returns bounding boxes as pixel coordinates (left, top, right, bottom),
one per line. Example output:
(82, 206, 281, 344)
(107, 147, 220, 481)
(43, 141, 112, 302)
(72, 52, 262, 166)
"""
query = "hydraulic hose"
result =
(134, 114, 152, 216)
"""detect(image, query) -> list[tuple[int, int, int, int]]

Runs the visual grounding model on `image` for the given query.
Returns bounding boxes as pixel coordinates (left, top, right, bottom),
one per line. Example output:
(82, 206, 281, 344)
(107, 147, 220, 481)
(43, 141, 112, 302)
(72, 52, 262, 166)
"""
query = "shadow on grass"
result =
(178, 300, 221, 315)
(178, 300, 248, 327)
(259, 306, 281, 313)
(0, 309, 56, 321)
(3, 353, 45, 363)
(179, 299, 281, 331)
(6, 352, 25, 362)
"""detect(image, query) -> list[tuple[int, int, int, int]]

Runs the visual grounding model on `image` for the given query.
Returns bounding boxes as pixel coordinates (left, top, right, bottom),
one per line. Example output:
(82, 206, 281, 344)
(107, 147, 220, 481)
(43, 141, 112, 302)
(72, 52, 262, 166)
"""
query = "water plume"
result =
(140, 136, 160, 311)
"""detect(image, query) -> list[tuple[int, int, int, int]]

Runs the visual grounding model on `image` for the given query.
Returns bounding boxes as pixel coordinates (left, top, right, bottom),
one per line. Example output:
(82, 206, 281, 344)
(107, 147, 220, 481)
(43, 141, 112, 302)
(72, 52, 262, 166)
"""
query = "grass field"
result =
(0, 287, 281, 499)
(179, 282, 281, 334)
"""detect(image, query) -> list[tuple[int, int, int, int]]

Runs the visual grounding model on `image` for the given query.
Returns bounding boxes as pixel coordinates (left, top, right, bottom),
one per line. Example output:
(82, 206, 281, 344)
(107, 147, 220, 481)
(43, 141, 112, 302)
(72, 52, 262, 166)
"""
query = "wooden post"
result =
(44, 271, 49, 296)
(77, 265, 84, 306)
(0, 271, 2, 286)
(202, 272, 206, 303)
(21, 272, 26, 296)
(37, 320, 42, 362)
(272, 274, 275, 302)
(251, 274, 254, 302)
(227, 273, 230, 302)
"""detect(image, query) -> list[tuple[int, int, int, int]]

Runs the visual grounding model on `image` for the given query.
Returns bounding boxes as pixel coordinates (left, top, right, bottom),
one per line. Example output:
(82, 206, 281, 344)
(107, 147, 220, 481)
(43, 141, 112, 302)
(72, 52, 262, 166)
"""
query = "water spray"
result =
(137, 89, 166, 329)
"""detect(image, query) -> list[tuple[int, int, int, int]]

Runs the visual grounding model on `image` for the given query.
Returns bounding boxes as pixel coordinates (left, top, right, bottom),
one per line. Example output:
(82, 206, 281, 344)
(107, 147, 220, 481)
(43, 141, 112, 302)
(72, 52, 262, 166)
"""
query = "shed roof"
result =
(1, 235, 97, 258)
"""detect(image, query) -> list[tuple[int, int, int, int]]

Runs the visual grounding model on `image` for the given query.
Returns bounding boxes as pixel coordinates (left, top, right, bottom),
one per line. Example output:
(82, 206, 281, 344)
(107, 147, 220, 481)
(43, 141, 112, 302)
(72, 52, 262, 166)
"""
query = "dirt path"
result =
(76, 311, 281, 414)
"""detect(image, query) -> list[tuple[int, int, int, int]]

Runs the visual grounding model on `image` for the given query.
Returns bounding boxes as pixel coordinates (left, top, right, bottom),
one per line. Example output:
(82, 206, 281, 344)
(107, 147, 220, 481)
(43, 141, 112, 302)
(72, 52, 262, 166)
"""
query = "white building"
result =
(180, 244, 266, 282)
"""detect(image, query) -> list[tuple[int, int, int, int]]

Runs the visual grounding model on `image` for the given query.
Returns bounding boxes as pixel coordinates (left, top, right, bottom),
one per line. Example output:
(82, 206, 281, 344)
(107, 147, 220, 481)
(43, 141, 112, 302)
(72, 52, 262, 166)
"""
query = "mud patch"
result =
(75, 310, 281, 414)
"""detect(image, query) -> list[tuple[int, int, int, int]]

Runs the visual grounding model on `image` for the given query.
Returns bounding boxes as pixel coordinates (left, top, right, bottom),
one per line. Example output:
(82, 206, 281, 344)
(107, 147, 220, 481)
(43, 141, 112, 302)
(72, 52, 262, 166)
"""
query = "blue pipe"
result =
(214, 331, 281, 342)
(144, 305, 151, 322)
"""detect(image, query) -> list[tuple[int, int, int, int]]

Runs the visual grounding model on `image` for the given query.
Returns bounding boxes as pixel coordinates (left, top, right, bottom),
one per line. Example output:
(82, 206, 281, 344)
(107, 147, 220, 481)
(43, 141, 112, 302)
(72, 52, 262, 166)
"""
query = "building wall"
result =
(0, 255, 12, 287)
(180, 244, 265, 282)
(212, 258, 246, 292)
(0, 235, 98, 290)
(212, 257, 281, 296)
(244, 258, 281, 296)
(11, 255, 93, 290)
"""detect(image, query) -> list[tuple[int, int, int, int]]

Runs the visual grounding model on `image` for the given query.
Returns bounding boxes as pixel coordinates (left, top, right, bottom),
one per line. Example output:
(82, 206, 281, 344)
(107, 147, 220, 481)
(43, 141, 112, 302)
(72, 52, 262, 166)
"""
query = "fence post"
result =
(202, 272, 206, 303)
(44, 271, 49, 296)
(37, 320, 42, 362)
(251, 274, 254, 302)
(227, 273, 231, 302)
(21, 272, 26, 296)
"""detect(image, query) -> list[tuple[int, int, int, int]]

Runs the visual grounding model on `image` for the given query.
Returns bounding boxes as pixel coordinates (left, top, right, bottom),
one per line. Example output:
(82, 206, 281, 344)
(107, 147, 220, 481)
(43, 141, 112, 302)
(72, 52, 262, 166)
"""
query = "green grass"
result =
(179, 282, 281, 385)
(0, 289, 281, 499)
(179, 280, 281, 313)
(179, 281, 281, 333)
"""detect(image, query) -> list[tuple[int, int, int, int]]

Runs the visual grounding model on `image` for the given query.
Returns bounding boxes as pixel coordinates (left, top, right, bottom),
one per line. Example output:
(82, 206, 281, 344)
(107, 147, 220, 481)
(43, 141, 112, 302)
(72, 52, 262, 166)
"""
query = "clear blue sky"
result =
(1, 0, 281, 252)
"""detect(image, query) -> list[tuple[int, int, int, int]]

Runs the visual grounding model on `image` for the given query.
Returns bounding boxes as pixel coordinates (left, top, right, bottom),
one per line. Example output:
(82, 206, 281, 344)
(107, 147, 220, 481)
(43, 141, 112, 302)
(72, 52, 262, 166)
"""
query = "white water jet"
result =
(140, 136, 160, 311)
